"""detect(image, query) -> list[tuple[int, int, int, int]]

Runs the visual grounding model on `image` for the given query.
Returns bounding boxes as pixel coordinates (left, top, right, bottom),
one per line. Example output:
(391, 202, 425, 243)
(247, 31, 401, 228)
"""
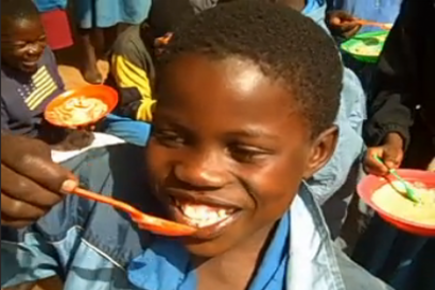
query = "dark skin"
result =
(268, 0, 361, 38)
(326, 10, 361, 39)
(146, 54, 338, 289)
(0, 53, 337, 290)
(1, 16, 47, 73)
(364, 132, 404, 175)
(0, 134, 76, 228)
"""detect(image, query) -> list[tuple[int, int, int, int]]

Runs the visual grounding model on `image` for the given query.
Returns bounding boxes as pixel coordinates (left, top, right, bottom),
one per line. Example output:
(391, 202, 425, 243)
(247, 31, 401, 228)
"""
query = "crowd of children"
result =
(1, 0, 434, 290)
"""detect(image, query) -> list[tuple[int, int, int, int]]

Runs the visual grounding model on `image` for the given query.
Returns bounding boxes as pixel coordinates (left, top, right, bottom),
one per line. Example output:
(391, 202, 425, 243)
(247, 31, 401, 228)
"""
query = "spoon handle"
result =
(356, 20, 392, 30)
(71, 187, 142, 215)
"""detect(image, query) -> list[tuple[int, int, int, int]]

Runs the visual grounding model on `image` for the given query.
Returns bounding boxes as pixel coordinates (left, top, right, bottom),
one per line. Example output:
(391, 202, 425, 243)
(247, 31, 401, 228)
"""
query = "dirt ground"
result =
(56, 47, 109, 90)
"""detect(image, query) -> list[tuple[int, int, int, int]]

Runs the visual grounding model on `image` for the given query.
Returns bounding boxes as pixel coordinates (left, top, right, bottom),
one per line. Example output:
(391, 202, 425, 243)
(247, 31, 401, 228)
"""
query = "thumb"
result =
(383, 145, 403, 169)
(427, 158, 435, 171)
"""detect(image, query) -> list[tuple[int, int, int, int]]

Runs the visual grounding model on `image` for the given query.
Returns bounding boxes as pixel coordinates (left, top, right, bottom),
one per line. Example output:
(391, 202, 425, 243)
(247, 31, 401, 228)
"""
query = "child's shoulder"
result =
(39, 46, 57, 65)
(111, 25, 144, 55)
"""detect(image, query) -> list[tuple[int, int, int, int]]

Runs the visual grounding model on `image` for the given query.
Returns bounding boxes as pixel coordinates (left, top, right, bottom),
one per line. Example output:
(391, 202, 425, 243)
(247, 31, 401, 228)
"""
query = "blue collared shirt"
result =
(128, 212, 290, 290)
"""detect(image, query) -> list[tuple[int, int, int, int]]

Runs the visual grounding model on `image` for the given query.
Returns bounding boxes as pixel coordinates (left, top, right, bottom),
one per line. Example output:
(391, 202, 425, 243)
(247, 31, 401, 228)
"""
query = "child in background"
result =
(100, 0, 195, 147)
(1, 1, 392, 289)
(326, 0, 403, 93)
(74, 0, 151, 84)
(326, 0, 402, 35)
(1, 0, 65, 137)
(106, 0, 195, 122)
(352, 1, 435, 289)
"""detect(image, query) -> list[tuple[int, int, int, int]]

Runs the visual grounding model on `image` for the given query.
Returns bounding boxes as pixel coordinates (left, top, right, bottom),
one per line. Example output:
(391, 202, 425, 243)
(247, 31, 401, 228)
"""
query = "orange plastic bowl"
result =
(357, 169, 435, 237)
(44, 85, 118, 128)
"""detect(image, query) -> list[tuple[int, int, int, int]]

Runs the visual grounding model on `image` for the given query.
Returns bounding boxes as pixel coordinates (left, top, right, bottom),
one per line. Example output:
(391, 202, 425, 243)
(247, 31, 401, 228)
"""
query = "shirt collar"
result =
(127, 212, 290, 290)
(302, 0, 324, 15)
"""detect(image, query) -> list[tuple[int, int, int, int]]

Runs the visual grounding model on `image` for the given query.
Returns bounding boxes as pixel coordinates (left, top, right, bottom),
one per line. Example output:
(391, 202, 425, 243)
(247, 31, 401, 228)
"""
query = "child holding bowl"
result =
(1, 0, 65, 137)
(353, 1, 435, 290)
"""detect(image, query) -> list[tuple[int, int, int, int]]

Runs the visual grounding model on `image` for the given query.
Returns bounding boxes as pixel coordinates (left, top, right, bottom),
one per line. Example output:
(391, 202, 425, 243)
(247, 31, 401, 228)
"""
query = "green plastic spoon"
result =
(373, 155, 419, 203)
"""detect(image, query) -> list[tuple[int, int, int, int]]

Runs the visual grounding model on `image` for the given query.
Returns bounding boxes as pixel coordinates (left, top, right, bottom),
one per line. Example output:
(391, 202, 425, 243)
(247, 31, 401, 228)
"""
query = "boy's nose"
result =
(174, 154, 227, 189)
(27, 44, 43, 56)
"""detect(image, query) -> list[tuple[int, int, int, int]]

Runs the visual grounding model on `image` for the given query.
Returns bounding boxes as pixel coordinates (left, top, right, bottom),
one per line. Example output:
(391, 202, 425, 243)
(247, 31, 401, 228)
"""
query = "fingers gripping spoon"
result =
(70, 187, 196, 236)
(373, 155, 420, 203)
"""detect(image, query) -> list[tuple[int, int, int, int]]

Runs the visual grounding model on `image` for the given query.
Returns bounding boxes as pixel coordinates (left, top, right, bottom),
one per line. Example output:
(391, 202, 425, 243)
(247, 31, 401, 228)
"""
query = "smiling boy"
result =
(189, 0, 367, 240)
(1, 0, 65, 137)
(1, 1, 391, 290)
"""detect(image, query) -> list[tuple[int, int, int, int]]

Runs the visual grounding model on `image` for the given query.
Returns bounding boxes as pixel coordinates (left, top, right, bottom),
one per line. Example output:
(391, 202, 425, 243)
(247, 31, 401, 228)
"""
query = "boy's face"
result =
(145, 54, 337, 257)
(1, 17, 47, 73)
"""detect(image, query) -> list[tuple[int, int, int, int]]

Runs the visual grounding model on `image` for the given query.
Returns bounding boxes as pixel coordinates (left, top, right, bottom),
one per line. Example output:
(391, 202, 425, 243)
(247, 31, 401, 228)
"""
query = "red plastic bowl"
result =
(44, 85, 118, 128)
(357, 169, 435, 237)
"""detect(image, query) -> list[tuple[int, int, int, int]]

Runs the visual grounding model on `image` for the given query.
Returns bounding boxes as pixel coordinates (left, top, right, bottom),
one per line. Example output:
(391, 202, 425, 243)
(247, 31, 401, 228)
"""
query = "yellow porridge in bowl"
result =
(372, 181, 435, 226)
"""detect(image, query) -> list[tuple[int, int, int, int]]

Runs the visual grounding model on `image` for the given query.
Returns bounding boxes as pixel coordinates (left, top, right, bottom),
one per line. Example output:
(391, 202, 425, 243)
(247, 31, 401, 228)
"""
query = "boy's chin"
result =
(19, 64, 38, 73)
(181, 234, 240, 258)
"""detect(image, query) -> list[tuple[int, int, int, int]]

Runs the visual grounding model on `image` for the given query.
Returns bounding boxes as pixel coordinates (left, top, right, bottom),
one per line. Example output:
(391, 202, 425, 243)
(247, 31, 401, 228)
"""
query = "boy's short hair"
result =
(1, 0, 40, 26)
(160, 0, 343, 137)
(146, 0, 195, 38)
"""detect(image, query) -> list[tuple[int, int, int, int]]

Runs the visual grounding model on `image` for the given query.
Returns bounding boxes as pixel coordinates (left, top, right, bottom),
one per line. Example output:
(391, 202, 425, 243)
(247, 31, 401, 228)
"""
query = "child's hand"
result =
(363, 133, 404, 176)
(1, 134, 77, 228)
(326, 10, 361, 38)
(427, 158, 435, 172)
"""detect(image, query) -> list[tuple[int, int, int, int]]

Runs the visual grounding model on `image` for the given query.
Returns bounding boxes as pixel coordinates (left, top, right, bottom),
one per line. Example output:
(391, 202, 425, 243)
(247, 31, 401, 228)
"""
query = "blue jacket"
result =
(1, 144, 393, 290)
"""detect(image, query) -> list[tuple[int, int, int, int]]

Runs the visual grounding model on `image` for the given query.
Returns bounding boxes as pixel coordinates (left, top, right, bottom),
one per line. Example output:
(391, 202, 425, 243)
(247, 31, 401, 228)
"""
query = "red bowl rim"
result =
(357, 169, 435, 231)
(44, 85, 118, 128)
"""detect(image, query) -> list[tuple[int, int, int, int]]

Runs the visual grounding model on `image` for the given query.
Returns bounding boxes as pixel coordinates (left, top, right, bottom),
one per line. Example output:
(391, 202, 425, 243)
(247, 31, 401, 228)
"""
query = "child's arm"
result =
(111, 54, 155, 122)
(0, 137, 117, 288)
(363, 0, 418, 148)
(0, 135, 77, 288)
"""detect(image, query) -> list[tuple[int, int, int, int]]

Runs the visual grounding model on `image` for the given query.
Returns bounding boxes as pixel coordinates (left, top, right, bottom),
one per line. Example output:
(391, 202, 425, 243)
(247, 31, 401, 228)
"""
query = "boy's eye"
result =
(229, 145, 267, 163)
(153, 129, 185, 147)
(13, 42, 27, 49)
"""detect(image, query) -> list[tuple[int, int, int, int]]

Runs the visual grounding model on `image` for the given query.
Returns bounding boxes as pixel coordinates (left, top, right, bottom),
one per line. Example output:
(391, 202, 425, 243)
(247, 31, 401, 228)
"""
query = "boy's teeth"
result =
(179, 203, 232, 227)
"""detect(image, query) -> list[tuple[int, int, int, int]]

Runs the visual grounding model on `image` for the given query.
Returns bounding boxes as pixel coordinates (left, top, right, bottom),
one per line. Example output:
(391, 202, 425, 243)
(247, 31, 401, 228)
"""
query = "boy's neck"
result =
(192, 222, 277, 290)
(1, 60, 33, 76)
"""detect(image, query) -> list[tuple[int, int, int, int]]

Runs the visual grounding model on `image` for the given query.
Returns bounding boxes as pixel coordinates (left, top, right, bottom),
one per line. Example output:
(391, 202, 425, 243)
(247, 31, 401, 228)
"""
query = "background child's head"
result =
(1, 0, 47, 73)
(146, 0, 342, 257)
(142, 0, 195, 55)
(38, 121, 95, 152)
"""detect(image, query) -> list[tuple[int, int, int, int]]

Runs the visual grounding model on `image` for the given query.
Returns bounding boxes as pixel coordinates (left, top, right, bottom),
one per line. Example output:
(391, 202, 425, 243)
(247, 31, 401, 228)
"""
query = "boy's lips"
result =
(163, 190, 242, 239)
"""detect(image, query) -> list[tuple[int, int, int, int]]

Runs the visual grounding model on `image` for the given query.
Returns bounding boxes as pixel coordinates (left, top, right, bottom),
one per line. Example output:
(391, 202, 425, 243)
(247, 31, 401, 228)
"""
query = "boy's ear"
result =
(155, 32, 173, 47)
(302, 126, 339, 179)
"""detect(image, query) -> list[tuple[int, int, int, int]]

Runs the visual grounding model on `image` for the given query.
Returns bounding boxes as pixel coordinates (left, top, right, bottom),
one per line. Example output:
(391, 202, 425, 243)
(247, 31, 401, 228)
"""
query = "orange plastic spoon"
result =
(70, 187, 197, 236)
(356, 20, 393, 30)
